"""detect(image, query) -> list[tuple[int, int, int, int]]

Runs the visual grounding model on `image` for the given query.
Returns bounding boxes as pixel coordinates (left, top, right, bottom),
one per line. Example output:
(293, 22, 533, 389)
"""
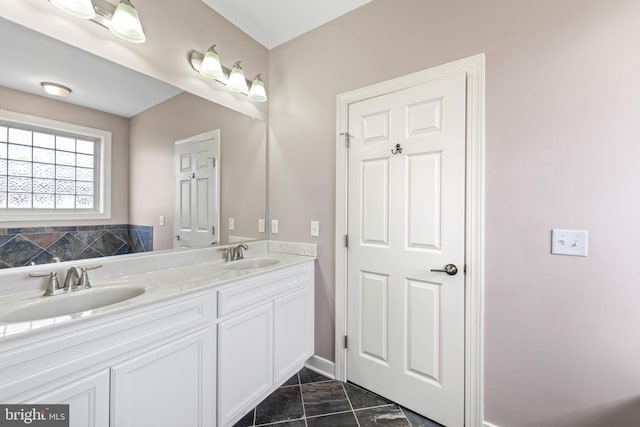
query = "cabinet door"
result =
(218, 303, 273, 427)
(26, 370, 110, 427)
(274, 286, 314, 384)
(111, 328, 214, 427)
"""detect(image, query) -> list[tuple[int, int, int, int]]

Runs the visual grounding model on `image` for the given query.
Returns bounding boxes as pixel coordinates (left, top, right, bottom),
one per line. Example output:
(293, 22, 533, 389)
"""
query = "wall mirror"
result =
(0, 17, 267, 269)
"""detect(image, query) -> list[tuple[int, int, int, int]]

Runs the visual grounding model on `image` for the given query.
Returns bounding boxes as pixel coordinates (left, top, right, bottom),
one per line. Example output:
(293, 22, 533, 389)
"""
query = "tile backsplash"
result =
(0, 224, 153, 268)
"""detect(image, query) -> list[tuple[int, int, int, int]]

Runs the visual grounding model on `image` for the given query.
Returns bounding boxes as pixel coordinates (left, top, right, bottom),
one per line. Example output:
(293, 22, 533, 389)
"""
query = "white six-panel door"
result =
(347, 72, 467, 427)
(174, 130, 220, 248)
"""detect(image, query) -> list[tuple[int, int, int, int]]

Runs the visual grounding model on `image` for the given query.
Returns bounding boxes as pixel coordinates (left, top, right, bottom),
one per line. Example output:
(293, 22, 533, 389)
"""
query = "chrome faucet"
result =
(232, 244, 249, 260)
(63, 266, 83, 291)
(63, 265, 102, 291)
(221, 244, 249, 262)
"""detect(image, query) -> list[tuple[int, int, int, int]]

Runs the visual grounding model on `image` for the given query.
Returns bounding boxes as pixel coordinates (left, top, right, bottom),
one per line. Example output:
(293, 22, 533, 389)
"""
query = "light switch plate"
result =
(159, 215, 165, 226)
(258, 219, 265, 233)
(228, 217, 235, 231)
(551, 229, 588, 257)
(310, 221, 320, 237)
(271, 219, 279, 234)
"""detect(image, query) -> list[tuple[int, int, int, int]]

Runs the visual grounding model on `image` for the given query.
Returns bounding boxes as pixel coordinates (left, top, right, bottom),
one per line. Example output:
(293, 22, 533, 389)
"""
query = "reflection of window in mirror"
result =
(0, 110, 112, 221)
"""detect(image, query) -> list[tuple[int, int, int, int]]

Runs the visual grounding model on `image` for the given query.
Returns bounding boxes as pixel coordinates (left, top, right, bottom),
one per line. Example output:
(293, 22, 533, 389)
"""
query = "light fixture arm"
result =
(91, 0, 118, 28)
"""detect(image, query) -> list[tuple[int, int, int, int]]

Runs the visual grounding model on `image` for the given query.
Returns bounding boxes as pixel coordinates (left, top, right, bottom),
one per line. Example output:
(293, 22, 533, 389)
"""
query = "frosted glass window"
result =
(0, 121, 99, 211)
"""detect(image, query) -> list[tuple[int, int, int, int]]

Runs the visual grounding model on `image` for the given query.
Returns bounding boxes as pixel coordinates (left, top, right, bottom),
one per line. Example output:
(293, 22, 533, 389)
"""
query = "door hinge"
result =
(340, 132, 352, 148)
(212, 226, 215, 235)
(464, 264, 467, 274)
(344, 335, 348, 349)
(344, 234, 349, 248)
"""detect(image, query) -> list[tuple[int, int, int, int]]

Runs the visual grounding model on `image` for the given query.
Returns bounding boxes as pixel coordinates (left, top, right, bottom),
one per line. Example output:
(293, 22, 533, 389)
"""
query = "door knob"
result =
(172, 235, 181, 240)
(430, 264, 458, 276)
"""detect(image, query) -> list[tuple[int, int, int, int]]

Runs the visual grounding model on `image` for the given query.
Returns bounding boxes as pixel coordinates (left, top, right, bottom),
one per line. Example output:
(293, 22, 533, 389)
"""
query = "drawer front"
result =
(217, 262, 313, 318)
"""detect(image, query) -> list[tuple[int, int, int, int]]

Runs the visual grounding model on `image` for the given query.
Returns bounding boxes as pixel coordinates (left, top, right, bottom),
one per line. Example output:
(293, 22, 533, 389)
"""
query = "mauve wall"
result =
(0, 85, 129, 227)
(129, 92, 266, 250)
(268, 1, 640, 426)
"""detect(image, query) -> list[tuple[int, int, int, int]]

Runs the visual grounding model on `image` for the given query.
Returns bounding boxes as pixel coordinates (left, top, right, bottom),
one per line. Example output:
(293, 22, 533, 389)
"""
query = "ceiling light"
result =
(41, 82, 72, 98)
(50, 0, 96, 19)
(248, 75, 267, 102)
(109, 0, 146, 43)
(227, 62, 248, 93)
(200, 45, 224, 79)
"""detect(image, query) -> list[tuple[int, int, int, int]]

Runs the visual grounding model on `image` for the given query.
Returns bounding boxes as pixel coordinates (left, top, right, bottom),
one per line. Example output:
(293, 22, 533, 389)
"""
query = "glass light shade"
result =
(109, 0, 146, 43)
(41, 82, 72, 97)
(200, 46, 223, 79)
(248, 75, 267, 102)
(227, 62, 248, 92)
(50, 0, 95, 19)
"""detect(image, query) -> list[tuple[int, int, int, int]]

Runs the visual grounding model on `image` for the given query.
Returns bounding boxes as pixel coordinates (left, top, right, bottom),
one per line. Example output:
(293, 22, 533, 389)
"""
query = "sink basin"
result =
(0, 286, 146, 323)
(224, 257, 280, 270)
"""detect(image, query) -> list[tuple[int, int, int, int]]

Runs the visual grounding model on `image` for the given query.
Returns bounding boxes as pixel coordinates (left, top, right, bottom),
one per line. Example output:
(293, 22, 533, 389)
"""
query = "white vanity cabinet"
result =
(0, 256, 315, 427)
(25, 370, 111, 427)
(0, 290, 216, 427)
(111, 328, 213, 427)
(217, 261, 314, 427)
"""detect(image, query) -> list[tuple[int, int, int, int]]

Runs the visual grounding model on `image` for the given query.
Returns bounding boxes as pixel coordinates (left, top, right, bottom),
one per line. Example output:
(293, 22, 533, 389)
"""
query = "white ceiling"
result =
(0, 18, 181, 118)
(202, 0, 373, 49)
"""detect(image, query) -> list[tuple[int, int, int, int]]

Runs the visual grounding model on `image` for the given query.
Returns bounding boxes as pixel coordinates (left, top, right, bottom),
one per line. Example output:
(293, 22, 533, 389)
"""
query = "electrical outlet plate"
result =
(258, 219, 265, 233)
(310, 221, 319, 237)
(228, 217, 235, 231)
(551, 229, 588, 257)
(271, 219, 279, 234)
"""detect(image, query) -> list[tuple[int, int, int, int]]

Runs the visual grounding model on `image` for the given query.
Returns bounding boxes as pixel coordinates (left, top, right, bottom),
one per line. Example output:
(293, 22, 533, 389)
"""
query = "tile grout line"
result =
(352, 403, 397, 412)
(298, 373, 308, 427)
(305, 409, 355, 420)
(398, 406, 414, 427)
(340, 382, 361, 427)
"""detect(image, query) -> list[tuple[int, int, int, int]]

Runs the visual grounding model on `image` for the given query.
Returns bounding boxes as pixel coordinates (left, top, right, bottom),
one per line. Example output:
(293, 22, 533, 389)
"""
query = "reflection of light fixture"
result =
(41, 82, 72, 97)
(200, 45, 223, 79)
(50, 0, 96, 19)
(48, 0, 146, 44)
(109, 0, 146, 43)
(227, 62, 248, 93)
(248, 75, 267, 102)
(188, 49, 268, 102)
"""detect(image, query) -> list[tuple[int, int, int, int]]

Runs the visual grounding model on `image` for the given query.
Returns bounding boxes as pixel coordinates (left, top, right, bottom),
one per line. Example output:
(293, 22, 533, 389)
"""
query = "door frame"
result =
(174, 129, 221, 248)
(335, 54, 485, 427)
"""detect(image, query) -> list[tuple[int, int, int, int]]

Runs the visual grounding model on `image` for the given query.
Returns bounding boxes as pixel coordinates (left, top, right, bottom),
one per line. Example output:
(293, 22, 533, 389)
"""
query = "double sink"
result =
(0, 256, 280, 324)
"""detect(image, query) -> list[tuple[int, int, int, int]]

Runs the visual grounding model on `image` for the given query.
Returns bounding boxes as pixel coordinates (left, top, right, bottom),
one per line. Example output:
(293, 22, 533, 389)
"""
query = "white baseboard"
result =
(304, 355, 336, 379)
(484, 422, 501, 427)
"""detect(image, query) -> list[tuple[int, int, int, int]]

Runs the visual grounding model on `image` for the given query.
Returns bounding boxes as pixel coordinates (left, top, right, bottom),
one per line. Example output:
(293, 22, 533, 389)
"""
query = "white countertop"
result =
(0, 241, 316, 340)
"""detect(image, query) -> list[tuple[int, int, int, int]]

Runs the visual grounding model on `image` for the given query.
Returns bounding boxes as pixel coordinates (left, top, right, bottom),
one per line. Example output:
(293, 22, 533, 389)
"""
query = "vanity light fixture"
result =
(109, 0, 146, 43)
(200, 45, 224, 79)
(248, 75, 267, 102)
(189, 49, 268, 102)
(48, 0, 146, 44)
(41, 82, 72, 97)
(227, 62, 248, 93)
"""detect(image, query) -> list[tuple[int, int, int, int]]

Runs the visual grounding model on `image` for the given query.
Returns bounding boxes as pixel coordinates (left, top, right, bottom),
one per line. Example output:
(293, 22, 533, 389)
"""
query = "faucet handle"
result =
(29, 271, 62, 296)
(78, 264, 102, 288)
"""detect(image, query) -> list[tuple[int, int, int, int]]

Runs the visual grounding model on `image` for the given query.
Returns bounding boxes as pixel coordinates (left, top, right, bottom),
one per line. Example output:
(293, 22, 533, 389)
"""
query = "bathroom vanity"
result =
(0, 242, 315, 427)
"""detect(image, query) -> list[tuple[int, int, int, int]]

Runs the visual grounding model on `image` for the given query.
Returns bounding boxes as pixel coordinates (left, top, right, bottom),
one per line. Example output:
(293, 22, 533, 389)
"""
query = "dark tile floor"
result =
(232, 367, 443, 427)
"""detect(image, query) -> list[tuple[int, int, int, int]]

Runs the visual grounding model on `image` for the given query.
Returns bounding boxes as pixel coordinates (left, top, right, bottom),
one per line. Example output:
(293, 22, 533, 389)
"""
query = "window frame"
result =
(0, 110, 112, 221)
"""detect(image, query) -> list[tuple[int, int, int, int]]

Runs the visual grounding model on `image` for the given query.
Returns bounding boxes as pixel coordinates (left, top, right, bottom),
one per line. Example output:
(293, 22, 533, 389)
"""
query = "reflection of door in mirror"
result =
(173, 130, 220, 249)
